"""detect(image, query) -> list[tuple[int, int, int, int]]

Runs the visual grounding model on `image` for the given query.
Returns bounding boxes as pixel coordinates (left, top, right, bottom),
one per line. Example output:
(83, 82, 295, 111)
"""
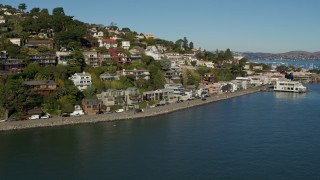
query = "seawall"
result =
(0, 87, 264, 132)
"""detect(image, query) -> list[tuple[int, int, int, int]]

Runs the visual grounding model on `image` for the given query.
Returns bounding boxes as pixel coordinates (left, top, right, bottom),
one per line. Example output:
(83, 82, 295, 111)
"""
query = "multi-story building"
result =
(23, 80, 59, 95)
(0, 51, 25, 73)
(28, 53, 56, 66)
(142, 89, 174, 102)
(56, 51, 72, 65)
(82, 51, 99, 67)
(164, 83, 185, 96)
(69, 72, 92, 91)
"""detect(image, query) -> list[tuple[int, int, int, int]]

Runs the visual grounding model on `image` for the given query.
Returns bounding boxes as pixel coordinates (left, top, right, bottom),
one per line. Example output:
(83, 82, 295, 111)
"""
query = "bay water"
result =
(1, 84, 320, 179)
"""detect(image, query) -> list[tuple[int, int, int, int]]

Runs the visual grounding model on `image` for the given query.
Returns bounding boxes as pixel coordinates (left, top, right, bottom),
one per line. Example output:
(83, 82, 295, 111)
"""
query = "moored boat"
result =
(274, 79, 307, 93)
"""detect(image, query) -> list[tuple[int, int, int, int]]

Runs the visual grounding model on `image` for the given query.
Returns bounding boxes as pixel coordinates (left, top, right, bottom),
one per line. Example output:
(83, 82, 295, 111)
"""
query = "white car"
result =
(40, 114, 51, 119)
(115, 109, 124, 113)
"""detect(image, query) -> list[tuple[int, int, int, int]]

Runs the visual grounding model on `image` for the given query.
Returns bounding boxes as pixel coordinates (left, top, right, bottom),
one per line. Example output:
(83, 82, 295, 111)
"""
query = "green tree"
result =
(18, 3, 27, 12)
(67, 50, 86, 75)
(52, 7, 65, 16)
(224, 48, 233, 60)
(189, 41, 194, 49)
(183, 37, 188, 49)
(0, 80, 40, 118)
(30, 8, 40, 15)
(159, 59, 171, 70)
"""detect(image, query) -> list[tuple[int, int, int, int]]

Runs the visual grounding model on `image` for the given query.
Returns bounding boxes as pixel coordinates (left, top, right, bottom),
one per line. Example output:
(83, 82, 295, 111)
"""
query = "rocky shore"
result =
(0, 86, 265, 132)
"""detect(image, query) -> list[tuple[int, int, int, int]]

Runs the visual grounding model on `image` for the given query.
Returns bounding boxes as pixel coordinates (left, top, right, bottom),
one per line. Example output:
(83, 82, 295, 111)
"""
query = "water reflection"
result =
(274, 92, 306, 99)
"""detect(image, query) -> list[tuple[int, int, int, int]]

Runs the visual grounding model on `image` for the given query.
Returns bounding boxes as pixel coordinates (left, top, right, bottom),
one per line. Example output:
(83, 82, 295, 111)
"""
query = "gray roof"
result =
(24, 80, 58, 86)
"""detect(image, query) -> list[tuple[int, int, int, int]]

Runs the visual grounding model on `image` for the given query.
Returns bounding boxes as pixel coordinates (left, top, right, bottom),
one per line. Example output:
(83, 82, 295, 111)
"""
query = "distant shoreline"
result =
(0, 87, 265, 132)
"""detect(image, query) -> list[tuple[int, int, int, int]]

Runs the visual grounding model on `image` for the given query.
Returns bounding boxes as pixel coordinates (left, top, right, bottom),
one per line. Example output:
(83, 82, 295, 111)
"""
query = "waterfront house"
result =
(197, 85, 209, 97)
(23, 80, 59, 95)
(28, 53, 56, 66)
(164, 83, 185, 97)
(69, 72, 92, 91)
(82, 99, 102, 115)
(26, 40, 54, 49)
(97, 88, 141, 109)
(98, 38, 118, 49)
(142, 89, 174, 102)
(118, 69, 150, 80)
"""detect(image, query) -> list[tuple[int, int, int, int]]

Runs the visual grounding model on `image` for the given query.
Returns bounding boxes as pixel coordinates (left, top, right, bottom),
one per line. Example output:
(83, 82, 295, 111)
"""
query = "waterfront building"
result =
(82, 99, 102, 115)
(142, 89, 174, 102)
(164, 83, 185, 96)
(69, 72, 92, 91)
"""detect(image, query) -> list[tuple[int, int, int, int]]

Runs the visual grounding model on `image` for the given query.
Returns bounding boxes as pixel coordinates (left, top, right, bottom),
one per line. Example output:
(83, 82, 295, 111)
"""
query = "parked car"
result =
(41, 114, 51, 119)
(61, 113, 70, 117)
(135, 109, 144, 113)
(28, 115, 40, 120)
(115, 109, 124, 113)
(5, 118, 18, 122)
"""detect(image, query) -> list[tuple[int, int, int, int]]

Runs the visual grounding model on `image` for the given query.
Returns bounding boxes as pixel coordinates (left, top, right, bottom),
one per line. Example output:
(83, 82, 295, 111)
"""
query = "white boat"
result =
(274, 79, 307, 93)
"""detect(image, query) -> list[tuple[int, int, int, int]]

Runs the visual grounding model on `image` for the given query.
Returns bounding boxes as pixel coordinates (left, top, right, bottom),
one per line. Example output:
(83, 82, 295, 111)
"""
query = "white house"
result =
(164, 83, 185, 96)
(9, 38, 21, 46)
(98, 38, 118, 49)
(122, 41, 130, 50)
(93, 31, 104, 38)
(118, 69, 150, 80)
(145, 46, 162, 60)
(56, 51, 72, 65)
(69, 72, 92, 91)
(0, 16, 6, 24)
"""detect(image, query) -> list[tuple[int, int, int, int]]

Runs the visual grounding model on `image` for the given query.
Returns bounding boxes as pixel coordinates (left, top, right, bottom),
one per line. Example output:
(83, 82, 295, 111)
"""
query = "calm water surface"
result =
(1, 84, 320, 179)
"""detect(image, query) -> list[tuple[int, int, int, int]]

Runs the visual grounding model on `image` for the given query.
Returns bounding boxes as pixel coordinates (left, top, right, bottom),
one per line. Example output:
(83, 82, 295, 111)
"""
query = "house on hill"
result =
(23, 80, 59, 95)
(26, 40, 54, 49)
(98, 38, 118, 49)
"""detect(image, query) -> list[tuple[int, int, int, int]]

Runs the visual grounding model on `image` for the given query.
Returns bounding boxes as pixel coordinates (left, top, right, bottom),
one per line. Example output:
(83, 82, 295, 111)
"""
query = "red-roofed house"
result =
(108, 48, 131, 64)
(98, 38, 118, 49)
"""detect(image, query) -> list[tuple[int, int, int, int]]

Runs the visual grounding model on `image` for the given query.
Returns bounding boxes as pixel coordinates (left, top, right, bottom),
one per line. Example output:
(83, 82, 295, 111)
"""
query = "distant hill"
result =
(243, 51, 320, 60)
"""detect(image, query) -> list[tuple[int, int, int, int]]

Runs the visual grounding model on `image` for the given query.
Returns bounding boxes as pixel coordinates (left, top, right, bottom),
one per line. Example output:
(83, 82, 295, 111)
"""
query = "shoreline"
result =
(0, 86, 266, 132)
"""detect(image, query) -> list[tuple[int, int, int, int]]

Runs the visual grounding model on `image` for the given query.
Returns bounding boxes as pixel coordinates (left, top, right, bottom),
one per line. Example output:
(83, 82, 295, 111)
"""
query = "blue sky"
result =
(2, 0, 320, 53)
